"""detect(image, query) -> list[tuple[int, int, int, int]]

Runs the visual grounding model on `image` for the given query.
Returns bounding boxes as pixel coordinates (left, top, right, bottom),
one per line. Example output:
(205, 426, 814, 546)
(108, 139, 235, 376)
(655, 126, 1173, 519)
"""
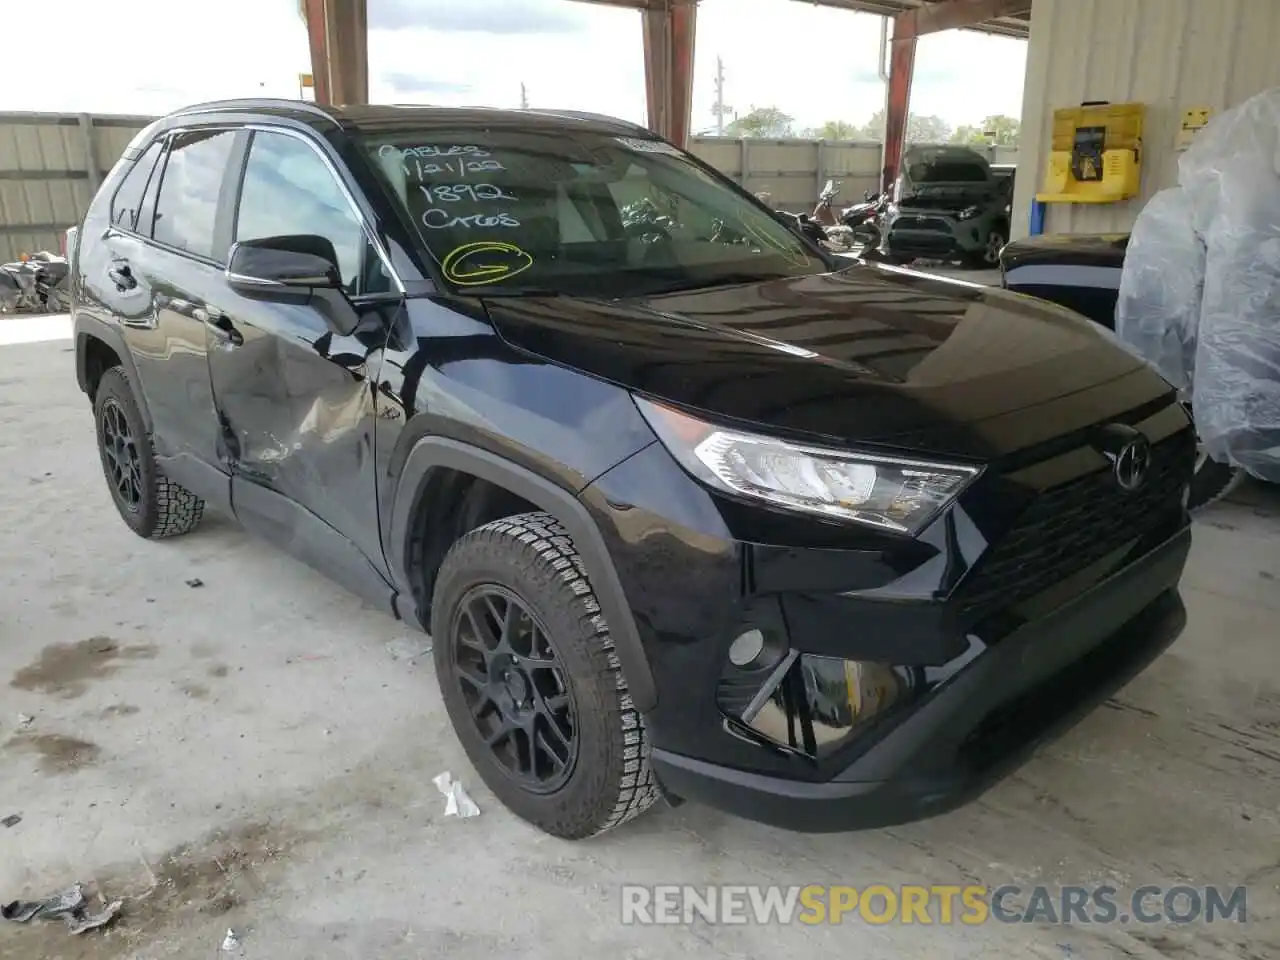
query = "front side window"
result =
(152, 129, 238, 261)
(235, 130, 389, 295)
(110, 141, 163, 231)
(360, 128, 825, 297)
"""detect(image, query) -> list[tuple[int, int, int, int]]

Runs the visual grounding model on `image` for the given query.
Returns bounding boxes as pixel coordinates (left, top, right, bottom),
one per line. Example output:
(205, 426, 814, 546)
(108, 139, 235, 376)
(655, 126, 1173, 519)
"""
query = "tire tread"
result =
(434, 511, 660, 838)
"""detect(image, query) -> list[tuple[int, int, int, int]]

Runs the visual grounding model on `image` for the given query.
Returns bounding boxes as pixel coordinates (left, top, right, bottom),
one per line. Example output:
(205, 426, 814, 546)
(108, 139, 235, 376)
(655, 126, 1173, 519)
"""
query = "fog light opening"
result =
(728, 629, 765, 667)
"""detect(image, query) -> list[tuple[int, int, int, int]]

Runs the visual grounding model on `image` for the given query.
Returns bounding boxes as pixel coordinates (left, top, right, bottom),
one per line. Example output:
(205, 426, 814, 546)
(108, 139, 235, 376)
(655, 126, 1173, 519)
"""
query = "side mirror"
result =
(770, 210, 803, 233)
(226, 235, 359, 336)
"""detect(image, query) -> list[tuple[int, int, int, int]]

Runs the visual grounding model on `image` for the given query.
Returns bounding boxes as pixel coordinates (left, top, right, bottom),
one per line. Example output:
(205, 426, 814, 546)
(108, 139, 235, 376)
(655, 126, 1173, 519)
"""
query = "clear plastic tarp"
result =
(1116, 87, 1280, 481)
(1114, 186, 1202, 392)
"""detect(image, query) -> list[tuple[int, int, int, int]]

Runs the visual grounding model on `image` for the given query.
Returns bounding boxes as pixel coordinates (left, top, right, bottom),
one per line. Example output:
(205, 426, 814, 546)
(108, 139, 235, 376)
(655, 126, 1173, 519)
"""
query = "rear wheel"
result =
(431, 512, 660, 839)
(93, 367, 205, 539)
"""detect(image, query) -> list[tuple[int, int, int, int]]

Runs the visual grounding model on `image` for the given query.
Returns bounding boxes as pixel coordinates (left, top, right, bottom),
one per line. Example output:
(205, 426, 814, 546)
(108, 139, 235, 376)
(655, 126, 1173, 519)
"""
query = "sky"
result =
(2, 0, 1027, 132)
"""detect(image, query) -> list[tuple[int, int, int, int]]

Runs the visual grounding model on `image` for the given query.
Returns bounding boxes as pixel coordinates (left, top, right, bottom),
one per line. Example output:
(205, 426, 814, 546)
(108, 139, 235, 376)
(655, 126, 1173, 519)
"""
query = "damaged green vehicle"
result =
(875, 145, 1014, 267)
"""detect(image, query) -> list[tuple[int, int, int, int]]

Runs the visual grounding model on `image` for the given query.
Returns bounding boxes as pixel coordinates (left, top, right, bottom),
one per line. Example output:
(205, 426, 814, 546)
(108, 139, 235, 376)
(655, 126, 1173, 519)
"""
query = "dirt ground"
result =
(1, 315, 1278, 959)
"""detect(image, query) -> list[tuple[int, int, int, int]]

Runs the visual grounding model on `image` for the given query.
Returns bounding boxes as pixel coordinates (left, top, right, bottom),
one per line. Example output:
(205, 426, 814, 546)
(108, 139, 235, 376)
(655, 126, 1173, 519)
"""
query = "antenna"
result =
(712, 56, 729, 136)
(520, 82, 529, 109)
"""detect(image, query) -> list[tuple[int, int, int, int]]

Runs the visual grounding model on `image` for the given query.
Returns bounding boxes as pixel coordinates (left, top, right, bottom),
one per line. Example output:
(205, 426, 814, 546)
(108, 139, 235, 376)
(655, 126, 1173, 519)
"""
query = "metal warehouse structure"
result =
(1013, 0, 1280, 237)
(5, 0, 1280, 258)
(302, 0, 1031, 191)
(300, 0, 1280, 240)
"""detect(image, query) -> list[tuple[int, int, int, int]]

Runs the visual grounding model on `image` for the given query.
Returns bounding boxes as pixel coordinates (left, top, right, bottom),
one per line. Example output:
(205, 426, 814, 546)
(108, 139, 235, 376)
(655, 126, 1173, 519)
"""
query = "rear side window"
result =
(152, 129, 238, 261)
(110, 141, 163, 231)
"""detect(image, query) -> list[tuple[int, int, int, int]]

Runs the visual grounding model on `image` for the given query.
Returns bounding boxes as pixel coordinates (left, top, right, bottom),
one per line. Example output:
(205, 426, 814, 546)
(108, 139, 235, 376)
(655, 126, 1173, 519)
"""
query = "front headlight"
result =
(636, 398, 982, 535)
(956, 205, 980, 220)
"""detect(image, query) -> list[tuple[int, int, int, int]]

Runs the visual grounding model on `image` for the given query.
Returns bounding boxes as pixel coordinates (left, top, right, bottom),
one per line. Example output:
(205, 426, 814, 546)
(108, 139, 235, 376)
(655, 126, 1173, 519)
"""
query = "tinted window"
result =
(908, 161, 990, 184)
(110, 141, 163, 231)
(235, 131, 388, 295)
(152, 129, 237, 261)
(361, 129, 821, 298)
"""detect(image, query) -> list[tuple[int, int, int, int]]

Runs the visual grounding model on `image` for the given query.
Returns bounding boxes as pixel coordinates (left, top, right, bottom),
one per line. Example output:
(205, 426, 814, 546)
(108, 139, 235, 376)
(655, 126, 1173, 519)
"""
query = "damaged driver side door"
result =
(208, 126, 397, 594)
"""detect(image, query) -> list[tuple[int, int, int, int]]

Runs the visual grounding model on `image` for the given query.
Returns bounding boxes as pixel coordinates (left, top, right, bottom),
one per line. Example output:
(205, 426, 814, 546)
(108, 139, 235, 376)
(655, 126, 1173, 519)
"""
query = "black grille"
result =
(896, 216, 951, 230)
(890, 234, 955, 255)
(954, 429, 1195, 631)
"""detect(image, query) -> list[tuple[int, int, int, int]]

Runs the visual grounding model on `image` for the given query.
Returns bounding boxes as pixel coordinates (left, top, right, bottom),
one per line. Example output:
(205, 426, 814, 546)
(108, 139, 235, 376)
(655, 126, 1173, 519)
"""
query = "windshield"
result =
(360, 128, 825, 297)
(907, 161, 991, 184)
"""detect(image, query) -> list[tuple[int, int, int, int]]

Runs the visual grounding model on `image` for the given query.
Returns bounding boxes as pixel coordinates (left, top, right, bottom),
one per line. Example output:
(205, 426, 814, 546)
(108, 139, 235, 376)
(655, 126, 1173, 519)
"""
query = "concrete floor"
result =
(1, 315, 1279, 959)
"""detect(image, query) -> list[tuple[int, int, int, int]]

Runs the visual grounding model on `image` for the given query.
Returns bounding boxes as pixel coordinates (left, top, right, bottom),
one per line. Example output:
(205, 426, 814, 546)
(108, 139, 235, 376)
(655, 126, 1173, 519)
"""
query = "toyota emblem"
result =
(1114, 437, 1152, 491)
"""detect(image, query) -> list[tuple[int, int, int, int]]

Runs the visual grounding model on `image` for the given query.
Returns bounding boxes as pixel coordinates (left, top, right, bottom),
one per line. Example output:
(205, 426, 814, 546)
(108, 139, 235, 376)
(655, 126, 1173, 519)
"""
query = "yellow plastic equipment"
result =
(1036, 101, 1145, 204)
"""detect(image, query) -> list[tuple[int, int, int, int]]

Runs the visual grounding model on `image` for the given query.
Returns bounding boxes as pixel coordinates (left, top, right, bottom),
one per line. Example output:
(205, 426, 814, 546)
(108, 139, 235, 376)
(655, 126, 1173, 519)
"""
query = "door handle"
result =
(107, 263, 136, 292)
(202, 309, 244, 347)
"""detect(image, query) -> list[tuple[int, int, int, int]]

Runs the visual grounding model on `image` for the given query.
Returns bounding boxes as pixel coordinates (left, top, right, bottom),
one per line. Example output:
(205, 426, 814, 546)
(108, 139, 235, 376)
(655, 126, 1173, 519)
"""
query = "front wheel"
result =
(967, 226, 1007, 267)
(431, 512, 660, 839)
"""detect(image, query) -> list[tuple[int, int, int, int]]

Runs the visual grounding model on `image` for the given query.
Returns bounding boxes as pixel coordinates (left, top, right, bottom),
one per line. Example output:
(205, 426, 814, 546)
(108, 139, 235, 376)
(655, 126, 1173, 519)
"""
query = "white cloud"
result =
(3, 0, 1025, 134)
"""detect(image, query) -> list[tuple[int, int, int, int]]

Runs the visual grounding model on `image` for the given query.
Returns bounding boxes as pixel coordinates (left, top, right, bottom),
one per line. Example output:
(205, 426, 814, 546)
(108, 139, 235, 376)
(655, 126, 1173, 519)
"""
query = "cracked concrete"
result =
(1, 316, 1278, 959)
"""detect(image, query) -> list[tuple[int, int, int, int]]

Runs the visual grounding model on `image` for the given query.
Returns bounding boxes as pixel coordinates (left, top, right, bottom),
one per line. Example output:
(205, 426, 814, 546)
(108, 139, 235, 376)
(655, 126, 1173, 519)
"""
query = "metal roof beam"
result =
(894, 0, 1031, 38)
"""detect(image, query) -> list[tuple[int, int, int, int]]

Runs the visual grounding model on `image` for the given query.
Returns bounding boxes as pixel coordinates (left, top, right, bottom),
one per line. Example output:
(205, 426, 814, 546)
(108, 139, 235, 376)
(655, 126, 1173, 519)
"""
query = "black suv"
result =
(71, 100, 1195, 839)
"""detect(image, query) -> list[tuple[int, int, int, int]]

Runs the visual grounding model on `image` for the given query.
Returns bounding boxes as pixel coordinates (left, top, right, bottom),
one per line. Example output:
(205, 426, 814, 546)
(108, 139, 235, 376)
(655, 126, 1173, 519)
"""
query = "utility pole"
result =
(520, 82, 529, 109)
(713, 56, 727, 136)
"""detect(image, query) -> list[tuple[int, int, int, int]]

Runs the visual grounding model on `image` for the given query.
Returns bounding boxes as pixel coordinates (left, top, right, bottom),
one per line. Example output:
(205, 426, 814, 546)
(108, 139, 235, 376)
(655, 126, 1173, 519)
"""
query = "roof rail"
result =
(173, 97, 337, 123)
(522, 108, 655, 136)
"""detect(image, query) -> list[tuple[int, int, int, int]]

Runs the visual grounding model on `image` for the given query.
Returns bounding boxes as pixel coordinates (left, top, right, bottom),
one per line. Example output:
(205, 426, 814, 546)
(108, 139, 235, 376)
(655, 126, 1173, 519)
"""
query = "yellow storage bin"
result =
(1037, 101, 1145, 204)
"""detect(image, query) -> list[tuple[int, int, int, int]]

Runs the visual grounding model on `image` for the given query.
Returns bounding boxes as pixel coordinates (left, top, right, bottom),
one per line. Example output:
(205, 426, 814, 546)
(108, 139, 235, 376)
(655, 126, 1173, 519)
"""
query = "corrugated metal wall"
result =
(1013, 0, 1280, 238)
(0, 112, 151, 262)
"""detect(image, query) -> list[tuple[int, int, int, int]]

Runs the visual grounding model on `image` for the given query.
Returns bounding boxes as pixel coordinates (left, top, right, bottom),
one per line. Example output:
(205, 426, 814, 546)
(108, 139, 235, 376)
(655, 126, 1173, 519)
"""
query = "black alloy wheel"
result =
(100, 397, 143, 512)
(450, 584, 578, 794)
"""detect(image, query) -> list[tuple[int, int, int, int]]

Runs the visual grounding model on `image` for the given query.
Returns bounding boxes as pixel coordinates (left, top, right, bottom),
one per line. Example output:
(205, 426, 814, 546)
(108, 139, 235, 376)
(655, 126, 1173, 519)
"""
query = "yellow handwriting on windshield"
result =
(738, 218, 812, 268)
(441, 241, 534, 286)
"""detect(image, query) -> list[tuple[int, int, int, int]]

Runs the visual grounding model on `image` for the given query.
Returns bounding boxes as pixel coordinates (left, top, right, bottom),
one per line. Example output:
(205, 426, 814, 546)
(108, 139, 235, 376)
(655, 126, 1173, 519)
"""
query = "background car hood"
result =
(482, 264, 1154, 459)
(899, 184, 996, 211)
(1000, 232, 1131, 270)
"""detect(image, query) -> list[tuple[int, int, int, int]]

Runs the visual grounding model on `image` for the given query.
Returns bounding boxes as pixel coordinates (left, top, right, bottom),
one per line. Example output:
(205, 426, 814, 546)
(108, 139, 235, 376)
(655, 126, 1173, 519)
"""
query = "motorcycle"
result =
(0, 251, 69, 314)
(839, 188, 886, 246)
(811, 180, 885, 250)
(811, 179, 842, 227)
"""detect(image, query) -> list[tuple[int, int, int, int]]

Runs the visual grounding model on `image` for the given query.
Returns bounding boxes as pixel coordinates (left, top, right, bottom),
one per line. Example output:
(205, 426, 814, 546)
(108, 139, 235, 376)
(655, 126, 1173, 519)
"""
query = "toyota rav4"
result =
(71, 100, 1195, 839)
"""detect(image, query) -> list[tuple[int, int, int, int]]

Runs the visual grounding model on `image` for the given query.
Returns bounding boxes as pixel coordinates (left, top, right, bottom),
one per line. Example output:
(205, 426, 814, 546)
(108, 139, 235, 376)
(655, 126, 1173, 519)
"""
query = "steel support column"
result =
(881, 25, 916, 192)
(881, 0, 1031, 190)
(303, 0, 369, 106)
(641, 1, 697, 148)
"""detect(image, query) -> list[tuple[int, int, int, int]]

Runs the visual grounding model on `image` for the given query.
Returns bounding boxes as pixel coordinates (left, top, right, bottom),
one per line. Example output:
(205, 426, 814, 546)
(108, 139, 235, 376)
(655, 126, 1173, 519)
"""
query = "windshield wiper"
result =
(456, 284, 565, 298)
(638, 272, 789, 297)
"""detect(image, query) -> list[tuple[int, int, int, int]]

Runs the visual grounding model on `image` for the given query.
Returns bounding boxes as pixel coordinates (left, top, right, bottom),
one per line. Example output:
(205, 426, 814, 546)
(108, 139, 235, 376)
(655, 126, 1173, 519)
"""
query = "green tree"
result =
(858, 109, 953, 144)
(951, 114, 1021, 147)
(725, 106, 795, 139)
(950, 124, 988, 146)
(982, 114, 1020, 146)
(812, 119, 862, 140)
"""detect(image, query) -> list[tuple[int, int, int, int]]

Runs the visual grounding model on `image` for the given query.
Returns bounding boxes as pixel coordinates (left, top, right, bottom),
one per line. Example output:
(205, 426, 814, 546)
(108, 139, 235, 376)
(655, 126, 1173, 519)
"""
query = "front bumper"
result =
(882, 215, 985, 258)
(649, 526, 1189, 832)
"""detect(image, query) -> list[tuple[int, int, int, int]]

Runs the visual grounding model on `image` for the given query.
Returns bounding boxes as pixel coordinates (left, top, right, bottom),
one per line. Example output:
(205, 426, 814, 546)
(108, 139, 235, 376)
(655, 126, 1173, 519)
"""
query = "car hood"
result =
(899, 184, 997, 211)
(482, 264, 1158, 460)
(1000, 232, 1131, 270)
